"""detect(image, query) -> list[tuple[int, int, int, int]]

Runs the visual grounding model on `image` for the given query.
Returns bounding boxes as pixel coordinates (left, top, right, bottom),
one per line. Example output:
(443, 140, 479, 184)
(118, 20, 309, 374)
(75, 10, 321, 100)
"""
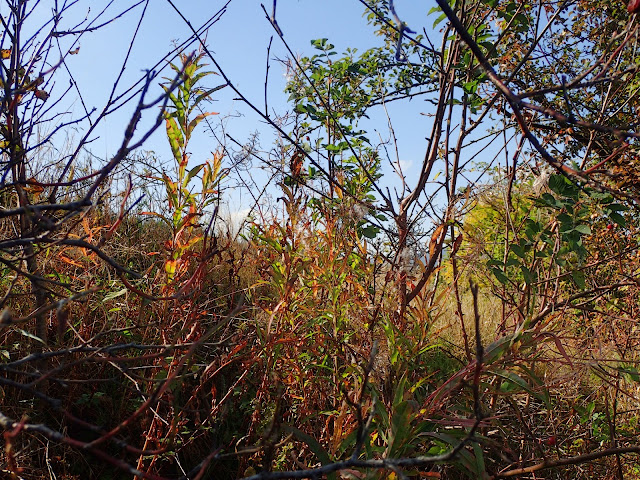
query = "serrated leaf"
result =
(548, 174, 566, 194)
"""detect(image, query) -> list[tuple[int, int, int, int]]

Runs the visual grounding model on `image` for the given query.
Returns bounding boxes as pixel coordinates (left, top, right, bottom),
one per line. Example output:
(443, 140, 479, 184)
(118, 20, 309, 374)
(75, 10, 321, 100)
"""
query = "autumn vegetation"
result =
(2, 0, 640, 479)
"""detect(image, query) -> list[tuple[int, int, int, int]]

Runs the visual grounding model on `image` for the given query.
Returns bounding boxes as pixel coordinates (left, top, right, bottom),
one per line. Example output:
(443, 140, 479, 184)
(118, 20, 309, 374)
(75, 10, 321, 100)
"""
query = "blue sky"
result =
(5, 1, 440, 222)
(69, 0, 432, 158)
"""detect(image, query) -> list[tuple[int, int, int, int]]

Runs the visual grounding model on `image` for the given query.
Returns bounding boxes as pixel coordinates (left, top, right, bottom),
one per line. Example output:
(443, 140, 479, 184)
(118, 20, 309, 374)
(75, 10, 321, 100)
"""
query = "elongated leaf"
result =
(283, 426, 337, 480)
(186, 112, 218, 139)
(193, 84, 226, 109)
(472, 442, 487, 478)
(429, 224, 445, 256)
(424, 432, 477, 473)
(183, 164, 204, 187)
(433, 12, 447, 28)
(491, 267, 509, 285)
(19, 329, 45, 344)
(490, 369, 549, 406)
(103, 288, 128, 302)
(165, 116, 184, 162)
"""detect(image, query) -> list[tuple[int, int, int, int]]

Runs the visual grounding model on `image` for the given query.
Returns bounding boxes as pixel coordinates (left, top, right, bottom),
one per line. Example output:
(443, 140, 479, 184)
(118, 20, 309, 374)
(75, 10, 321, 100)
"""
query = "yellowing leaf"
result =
(1, 49, 10, 59)
(25, 76, 44, 91)
(164, 115, 184, 162)
(212, 151, 223, 178)
(165, 259, 177, 276)
(186, 111, 217, 139)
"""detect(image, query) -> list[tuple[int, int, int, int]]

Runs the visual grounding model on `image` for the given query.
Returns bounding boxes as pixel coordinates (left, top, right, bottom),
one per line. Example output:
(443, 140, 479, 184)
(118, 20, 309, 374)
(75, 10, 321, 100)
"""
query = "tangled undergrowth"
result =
(2, 1, 640, 479)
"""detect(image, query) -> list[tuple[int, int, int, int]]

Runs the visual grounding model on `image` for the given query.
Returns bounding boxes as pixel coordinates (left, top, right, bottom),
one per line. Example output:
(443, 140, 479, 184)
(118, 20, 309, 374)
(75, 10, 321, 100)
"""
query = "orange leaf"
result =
(165, 259, 178, 276)
(82, 217, 93, 241)
(24, 177, 44, 194)
(59, 255, 83, 268)
(429, 224, 445, 257)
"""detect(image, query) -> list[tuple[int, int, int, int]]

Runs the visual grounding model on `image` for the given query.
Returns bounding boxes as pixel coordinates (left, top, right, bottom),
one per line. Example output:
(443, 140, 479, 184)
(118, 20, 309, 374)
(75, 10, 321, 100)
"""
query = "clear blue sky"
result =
(69, 1, 432, 158)
(5, 1, 438, 220)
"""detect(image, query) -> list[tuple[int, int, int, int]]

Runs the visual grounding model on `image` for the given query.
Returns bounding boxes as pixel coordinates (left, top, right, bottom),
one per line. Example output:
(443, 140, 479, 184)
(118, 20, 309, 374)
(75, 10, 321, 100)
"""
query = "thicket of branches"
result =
(1, 0, 640, 479)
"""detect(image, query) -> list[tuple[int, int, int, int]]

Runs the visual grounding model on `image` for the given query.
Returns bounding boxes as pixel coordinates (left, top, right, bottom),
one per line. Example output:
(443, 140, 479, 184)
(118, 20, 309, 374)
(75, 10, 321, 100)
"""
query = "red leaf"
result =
(629, 0, 640, 13)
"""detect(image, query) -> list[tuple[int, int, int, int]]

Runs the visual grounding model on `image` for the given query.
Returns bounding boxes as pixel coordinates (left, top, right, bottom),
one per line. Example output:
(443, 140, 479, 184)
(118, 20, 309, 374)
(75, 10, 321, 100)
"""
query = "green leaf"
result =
(186, 111, 217, 139)
(610, 212, 626, 227)
(183, 164, 205, 187)
(360, 225, 379, 239)
(463, 80, 479, 95)
(520, 265, 533, 285)
(616, 366, 640, 383)
(433, 12, 447, 28)
(425, 432, 477, 472)
(165, 115, 184, 162)
(491, 268, 509, 285)
(283, 426, 336, 480)
(472, 442, 486, 476)
(574, 224, 591, 235)
(103, 287, 128, 302)
(492, 369, 549, 406)
(572, 270, 586, 290)
(505, 258, 520, 267)
(191, 84, 226, 110)
(511, 244, 526, 258)
(607, 203, 628, 212)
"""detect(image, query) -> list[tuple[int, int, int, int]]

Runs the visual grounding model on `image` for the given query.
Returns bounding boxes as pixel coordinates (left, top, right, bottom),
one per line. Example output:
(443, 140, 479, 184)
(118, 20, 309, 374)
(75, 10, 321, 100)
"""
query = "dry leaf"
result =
(34, 89, 49, 101)
(429, 224, 445, 257)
